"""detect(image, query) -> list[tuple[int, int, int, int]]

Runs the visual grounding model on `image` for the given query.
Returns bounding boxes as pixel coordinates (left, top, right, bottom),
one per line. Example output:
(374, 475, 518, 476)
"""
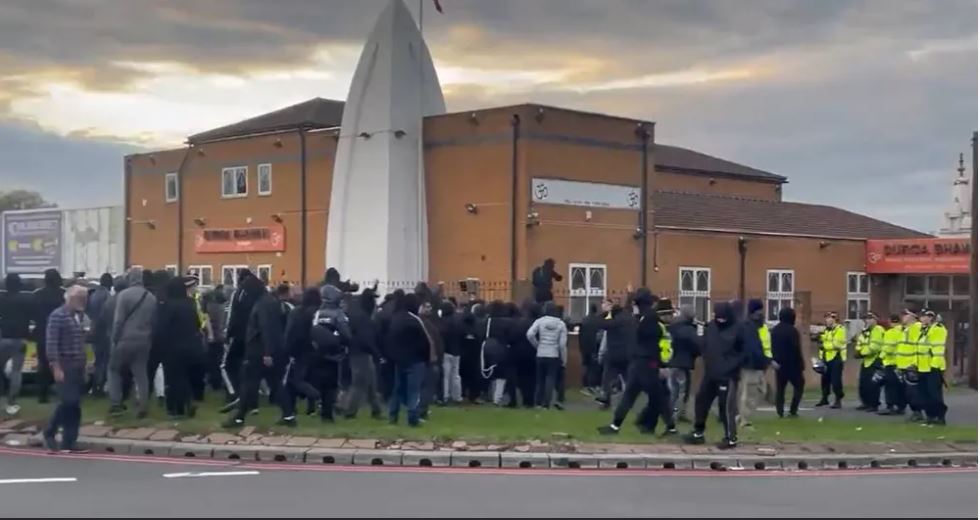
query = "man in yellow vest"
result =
(894, 308, 924, 421)
(816, 311, 846, 408)
(877, 314, 907, 416)
(855, 312, 885, 412)
(918, 310, 948, 425)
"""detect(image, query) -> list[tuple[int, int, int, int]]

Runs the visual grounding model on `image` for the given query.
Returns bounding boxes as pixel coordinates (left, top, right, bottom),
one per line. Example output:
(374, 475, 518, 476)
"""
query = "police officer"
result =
(855, 312, 885, 412)
(816, 312, 846, 409)
(597, 289, 673, 435)
(894, 308, 924, 422)
(877, 314, 906, 415)
(918, 310, 948, 425)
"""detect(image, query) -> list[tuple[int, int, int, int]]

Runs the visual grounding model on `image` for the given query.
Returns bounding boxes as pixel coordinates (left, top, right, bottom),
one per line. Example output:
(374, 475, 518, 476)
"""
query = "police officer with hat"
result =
(855, 311, 885, 412)
(816, 311, 846, 408)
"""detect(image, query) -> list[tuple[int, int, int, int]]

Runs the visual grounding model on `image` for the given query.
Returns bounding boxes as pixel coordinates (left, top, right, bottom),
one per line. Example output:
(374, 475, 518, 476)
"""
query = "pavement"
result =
(774, 390, 979, 427)
(0, 449, 975, 517)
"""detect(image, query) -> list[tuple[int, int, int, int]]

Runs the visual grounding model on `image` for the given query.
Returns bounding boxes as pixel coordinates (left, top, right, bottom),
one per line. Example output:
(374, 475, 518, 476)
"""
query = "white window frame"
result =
(256, 264, 273, 285)
(568, 263, 606, 322)
(187, 265, 214, 288)
(221, 265, 249, 288)
(221, 166, 248, 198)
(164, 172, 179, 202)
(678, 266, 711, 322)
(846, 271, 870, 321)
(164, 264, 178, 277)
(765, 269, 795, 323)
(257, 163, 272, 196)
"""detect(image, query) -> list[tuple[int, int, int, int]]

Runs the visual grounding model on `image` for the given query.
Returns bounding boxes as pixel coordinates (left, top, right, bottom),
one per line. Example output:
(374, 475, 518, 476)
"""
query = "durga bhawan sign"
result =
(866, 238, 971, 274)
(194, 224, 285, 253)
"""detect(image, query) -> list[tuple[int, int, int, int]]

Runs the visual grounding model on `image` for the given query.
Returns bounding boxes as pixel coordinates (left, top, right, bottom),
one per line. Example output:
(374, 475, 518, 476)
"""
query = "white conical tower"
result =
(326, 0, 445, 288)
(939, 153, 972, 236)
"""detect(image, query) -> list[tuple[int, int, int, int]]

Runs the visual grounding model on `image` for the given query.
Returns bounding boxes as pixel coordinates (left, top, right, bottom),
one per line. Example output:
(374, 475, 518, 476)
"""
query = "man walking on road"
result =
(43, 285, 89, 453)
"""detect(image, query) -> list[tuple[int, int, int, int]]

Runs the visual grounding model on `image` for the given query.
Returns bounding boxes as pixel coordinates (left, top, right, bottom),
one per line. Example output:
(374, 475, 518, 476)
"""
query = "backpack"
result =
(310, 310, 347, 361)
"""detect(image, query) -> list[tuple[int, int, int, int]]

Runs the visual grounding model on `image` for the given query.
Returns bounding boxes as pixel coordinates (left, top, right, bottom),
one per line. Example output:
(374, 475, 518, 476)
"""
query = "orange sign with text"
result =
(865, 238, 970, 274)
(194, 224, 285, 253)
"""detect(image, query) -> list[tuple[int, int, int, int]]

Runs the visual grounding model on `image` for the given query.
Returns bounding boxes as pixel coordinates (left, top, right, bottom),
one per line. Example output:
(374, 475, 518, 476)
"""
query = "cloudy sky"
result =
(0, 0, 976, 231)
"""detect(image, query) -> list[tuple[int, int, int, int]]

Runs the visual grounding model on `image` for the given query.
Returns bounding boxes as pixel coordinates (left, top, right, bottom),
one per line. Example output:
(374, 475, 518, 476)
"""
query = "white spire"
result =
(325, 0, 446, 289)
(938, 153, 972, 236)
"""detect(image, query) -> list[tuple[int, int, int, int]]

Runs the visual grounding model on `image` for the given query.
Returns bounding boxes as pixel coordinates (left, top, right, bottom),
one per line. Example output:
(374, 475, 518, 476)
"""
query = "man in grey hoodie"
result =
(526, 302, 567, 409)
(107, 267, 157, 418)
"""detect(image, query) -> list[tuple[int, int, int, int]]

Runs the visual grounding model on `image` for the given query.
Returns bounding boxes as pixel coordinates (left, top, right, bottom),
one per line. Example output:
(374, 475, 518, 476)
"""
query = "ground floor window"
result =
(221, 265, 249, 288)
(569, 263, 606, 322)
(678, 267, 710, 322)
(845, 271, 869, 320)
(257, 264, 272, 285)
(164, 264, 178, 277)
(187, 265, 214, 288)
(765, 269, 794, 322)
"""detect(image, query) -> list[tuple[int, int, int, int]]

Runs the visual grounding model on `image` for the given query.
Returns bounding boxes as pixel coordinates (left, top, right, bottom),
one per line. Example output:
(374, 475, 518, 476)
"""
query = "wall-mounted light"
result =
(775, 185, 782, 193)
(635, 123, 650, 140)
(393, 130, 406, 138)
(585, 210, 592, 222)
(526, 211, 541, 227)
(819, 240, 830, 249)
(127, 217, 157, 230)
(464, 203, 478, 214)
(469, 112, 479, 125)
(273, 138, 283, 148)
(708, 178, 717, 186)
(245, 217, 253, 225)
(193, 217, 206, 227)
(196, 147, 206, 156)
(358, 132, 372, 139)
(632, 227, 644, 240)
(535, 107, 545, 123)
(146, 221, 156, 230)
(271, 213, 284, 223)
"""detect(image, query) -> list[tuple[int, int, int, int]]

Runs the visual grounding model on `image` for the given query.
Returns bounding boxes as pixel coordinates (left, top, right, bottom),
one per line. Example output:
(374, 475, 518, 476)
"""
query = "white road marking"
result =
(163, 471, 260, 479)
(0, 478, 78, 484)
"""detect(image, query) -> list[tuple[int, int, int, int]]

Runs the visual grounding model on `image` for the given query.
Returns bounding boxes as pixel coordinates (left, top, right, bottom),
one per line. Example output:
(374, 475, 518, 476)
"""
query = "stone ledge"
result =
(402, 450, 451, 467)
(306, 448, 355, 465)
(450, 451, 500, 468)
(353, 449, 403, 466)
(500, 452, 550, 469)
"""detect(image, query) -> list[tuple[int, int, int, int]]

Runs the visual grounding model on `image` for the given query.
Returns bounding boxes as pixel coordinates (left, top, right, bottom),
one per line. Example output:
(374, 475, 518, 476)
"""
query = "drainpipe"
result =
(637, 124, 651, 287)
(175, 145, 192, 274)
(737, 236, 748, 307)
(299, 128, 308, 287)
(123, 157, 132, 269)
(510, 114, 521, 283)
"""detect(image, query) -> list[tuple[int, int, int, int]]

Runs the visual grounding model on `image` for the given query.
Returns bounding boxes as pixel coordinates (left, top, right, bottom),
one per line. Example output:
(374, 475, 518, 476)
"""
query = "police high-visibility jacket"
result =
(193, 291, 208, 332)
(658, 322, 673, 365)
(758, 324, 772, 359)
(880, 326, 903, 367)
(820, 325, 847, 362)
(895, 321, 921, 370)
(918, 323, 948, 372)
(856, 324, 885, 368)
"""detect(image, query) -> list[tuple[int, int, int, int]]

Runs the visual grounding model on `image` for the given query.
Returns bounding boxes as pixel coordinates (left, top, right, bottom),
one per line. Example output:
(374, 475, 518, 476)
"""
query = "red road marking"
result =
(0, 446, 975, 478)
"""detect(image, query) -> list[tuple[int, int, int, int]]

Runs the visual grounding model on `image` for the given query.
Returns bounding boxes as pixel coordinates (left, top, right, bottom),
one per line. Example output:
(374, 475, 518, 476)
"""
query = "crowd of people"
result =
(0, 257, 951, 453)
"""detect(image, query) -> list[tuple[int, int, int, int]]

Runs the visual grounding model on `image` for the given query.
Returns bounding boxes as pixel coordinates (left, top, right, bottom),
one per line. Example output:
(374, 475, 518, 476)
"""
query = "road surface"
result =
(0, 448, 975, 517)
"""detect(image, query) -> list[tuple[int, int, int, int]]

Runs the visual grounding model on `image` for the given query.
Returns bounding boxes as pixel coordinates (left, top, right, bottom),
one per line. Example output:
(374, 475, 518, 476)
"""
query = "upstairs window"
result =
(221, 166, 248, 198)
(165, 172, 178, 202)
(257, 164, 272, 196)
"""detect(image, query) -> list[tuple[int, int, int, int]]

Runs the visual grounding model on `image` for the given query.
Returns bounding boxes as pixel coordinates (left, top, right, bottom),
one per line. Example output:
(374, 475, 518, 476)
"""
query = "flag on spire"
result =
(433, 0, 443, 13)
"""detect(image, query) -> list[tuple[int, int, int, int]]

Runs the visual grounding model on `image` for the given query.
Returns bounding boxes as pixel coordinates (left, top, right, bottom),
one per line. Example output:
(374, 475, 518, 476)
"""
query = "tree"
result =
(0, 190, 56, 213)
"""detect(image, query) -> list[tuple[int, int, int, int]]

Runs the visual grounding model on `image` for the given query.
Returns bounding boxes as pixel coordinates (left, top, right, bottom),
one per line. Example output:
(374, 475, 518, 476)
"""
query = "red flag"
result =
(433, 0, 443, 13)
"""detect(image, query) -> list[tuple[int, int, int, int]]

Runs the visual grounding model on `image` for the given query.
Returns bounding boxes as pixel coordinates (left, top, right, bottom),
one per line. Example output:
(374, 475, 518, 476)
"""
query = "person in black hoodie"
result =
(684, 301, 744, 450)
(278, 288, 322, 426)
(154, 277, 202, 418)
(0, 273, 34, 414)
(598, 289, 673, 435)
(323, 267, 359, 294)
(509, 301, 538, 408)
(531, 258, 562, 304)
(343, 289, 383, 419)
(483, 301, 516, 406)
(387, 293, 431, 426)
(223, 276, 284, 428)
(596, 299, 635, 409)
(33, 269, 65, 403)
(771, 307, 804, 417)
(459, 301, 485, 403)
(220, 269, 264, 412)
(578, 304, 602, 394)
(375, 290, 402, 402)
(666, 306, 699, 423)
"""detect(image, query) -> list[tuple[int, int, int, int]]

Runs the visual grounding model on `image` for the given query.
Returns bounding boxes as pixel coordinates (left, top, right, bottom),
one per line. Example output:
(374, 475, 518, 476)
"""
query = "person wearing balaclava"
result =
(737, 299, 773, 428)
(531, 258, 562, 304)
(219, 268, 264, 412)
(684, 301, 744, 450)
(33, 269, 66, 403)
